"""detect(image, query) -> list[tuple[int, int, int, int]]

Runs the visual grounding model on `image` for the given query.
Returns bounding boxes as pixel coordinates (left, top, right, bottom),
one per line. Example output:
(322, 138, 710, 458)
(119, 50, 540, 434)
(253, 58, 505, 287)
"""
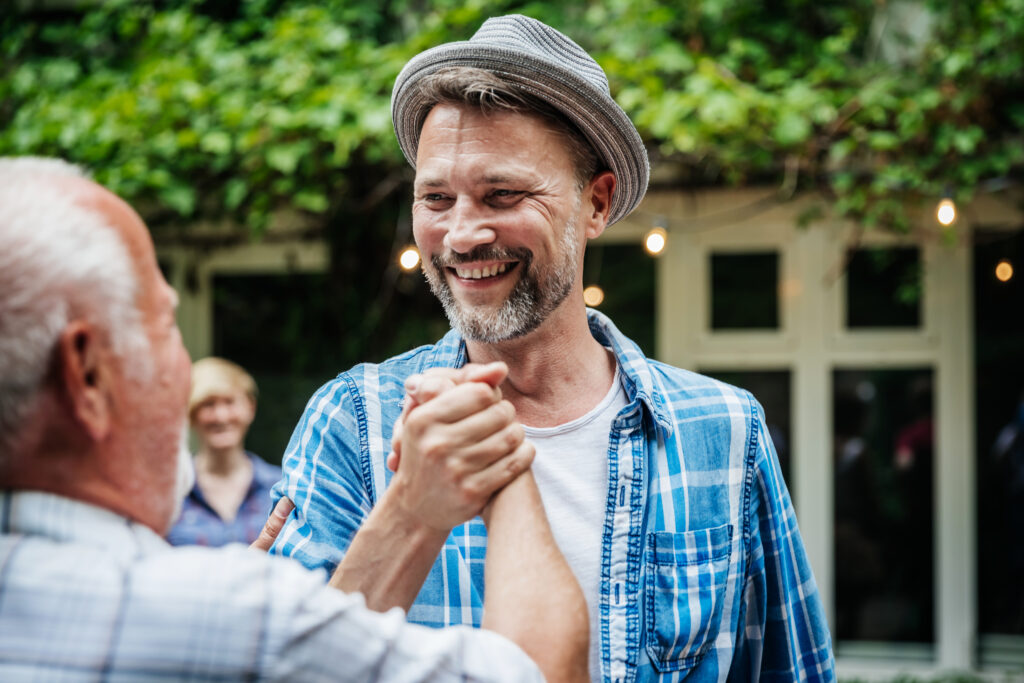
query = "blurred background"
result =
(2, 0, 1022, 679)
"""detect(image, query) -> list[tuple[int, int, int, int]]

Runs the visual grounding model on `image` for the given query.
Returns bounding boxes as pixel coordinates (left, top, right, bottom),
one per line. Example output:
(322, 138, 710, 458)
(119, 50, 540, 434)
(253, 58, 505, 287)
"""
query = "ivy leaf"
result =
(773, 110, 812, 146)
(265, 142, 309, 174)
(224, 178, 247, 210)
(201, 131, 232, 155)
(295, 190, 328, 213)
(159, 184, 197, 217)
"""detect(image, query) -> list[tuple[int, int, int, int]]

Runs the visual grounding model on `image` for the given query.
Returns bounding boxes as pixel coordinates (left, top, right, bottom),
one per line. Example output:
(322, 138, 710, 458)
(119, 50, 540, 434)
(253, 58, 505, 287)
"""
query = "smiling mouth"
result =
(450, 262, 517, 280)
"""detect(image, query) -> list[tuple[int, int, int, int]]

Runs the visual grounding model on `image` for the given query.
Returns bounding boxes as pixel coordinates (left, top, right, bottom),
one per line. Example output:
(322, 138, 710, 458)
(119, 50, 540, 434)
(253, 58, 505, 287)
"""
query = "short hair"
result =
(0, 157, 149, 456)
(412, 67, 602, 189)
(188, 357, 258, 418)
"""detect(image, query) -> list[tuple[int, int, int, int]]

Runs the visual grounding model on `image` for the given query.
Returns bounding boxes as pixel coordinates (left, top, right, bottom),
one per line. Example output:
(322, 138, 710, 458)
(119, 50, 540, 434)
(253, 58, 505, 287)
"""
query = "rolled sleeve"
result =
(734, 403, 835, 681)
(269, 376, 373, 574)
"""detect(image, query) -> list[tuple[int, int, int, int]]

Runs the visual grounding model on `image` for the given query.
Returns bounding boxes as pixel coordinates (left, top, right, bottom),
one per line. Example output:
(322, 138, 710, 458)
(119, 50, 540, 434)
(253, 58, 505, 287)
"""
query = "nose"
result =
(443, 198, 497, 254)
(211, 401, 232, 422)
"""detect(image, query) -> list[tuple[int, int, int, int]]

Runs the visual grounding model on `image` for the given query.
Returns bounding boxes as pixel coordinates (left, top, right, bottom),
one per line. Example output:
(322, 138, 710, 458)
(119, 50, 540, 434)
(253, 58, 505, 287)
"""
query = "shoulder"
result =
(312, 337, 462, 411)
(249, 452, 282, 485)
(647, 360, 759, 419)
(138, 543, 331, 607)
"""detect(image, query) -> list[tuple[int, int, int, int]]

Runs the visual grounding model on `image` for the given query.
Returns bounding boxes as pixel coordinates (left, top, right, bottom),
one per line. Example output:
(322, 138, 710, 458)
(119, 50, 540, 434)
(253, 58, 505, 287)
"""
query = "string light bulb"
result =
(398, 246, 420, 271)
(583, 285, 605, 307)
(936, 197, 957, 226)
(644, 227, 668, 256)
(996, 259, 1014, 283)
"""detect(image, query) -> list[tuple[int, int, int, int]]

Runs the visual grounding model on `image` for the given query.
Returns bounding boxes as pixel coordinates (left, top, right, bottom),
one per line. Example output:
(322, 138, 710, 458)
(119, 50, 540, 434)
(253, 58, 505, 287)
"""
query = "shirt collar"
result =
(430, 309, 674, 436)
(585, 308, 674, 436)
(0, 490, 169, 558)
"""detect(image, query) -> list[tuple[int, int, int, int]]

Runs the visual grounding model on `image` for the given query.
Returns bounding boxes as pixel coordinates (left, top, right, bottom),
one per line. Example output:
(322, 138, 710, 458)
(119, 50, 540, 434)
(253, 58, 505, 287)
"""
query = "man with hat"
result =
(269, 14, 835, 681)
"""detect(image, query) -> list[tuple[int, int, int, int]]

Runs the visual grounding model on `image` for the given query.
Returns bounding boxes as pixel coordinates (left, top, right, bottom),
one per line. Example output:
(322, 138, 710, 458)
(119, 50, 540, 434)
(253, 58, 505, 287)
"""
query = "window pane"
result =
(833, 368, 934, 644)
(975, 228, 1024, 641)
(583, 243, 655, 355)
(710, 252, 779, 330)
(846, 247, 921, 328)
(212, 273, 348, 465)
(701, 370, 791, 486)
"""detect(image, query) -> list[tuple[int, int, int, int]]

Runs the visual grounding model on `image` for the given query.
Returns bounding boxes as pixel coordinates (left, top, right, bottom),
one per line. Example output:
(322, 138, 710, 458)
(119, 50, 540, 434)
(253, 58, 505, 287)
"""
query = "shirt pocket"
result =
(643, 523, 733, 673)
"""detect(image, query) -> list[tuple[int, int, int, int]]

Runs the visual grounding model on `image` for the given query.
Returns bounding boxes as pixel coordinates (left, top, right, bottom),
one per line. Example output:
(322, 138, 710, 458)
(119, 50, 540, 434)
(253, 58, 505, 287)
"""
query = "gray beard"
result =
(423, 213, 581, 343)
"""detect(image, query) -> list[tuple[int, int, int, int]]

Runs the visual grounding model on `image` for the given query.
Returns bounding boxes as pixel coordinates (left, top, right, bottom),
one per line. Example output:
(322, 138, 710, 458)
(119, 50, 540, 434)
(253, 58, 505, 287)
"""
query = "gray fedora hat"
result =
(391, 14, 649, 227)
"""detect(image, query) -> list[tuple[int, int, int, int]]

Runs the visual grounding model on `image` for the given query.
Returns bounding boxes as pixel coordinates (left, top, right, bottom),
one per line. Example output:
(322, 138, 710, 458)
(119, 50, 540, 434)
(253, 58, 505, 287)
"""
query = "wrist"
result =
(378, 480, 453, 544)
(481, 470, 535, 528)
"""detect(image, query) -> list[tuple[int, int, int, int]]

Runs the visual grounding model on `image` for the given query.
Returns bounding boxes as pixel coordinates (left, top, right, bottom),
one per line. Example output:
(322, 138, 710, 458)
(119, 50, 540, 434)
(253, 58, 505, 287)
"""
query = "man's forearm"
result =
(482, 471, 589, 682)
(328, 484, 449, 612)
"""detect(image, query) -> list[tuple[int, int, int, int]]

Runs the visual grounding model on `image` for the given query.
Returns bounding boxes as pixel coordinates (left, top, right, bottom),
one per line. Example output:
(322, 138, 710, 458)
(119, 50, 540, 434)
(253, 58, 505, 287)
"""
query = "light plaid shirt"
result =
(271, 310, 835, 682)
(0, 491, 542, 681)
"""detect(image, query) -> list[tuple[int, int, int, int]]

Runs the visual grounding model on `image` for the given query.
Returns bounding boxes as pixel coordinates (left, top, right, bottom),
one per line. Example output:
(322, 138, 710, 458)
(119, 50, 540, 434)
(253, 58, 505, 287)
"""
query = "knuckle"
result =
(503, 424, 523, 450)
(420, 435, 447, 461)
(467, 382, 492, 405)
(518, 441, 536, 466)
(461, 478, 485, 502)
(404, 410, 430, 436)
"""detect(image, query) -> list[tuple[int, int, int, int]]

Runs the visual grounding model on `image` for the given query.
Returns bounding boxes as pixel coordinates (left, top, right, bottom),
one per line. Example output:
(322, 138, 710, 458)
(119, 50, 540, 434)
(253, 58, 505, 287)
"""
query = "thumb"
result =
(250, 497, 295, 552)
(463, 361, 508, 389)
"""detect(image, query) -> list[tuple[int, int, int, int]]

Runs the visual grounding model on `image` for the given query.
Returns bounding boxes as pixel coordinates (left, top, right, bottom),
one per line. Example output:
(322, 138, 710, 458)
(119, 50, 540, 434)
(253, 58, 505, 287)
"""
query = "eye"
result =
(418, 192, 452, 208)
(488, 189, 526, 205)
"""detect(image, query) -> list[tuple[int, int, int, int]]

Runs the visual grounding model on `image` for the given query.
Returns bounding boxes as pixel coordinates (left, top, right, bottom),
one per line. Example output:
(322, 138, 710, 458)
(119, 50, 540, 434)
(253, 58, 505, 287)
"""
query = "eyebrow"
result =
(414, 174, 528, 190)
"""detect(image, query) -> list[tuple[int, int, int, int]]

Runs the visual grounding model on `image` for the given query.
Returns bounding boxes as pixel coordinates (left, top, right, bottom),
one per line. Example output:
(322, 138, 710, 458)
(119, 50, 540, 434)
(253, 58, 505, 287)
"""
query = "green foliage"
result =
(2, 0, 1021, 234)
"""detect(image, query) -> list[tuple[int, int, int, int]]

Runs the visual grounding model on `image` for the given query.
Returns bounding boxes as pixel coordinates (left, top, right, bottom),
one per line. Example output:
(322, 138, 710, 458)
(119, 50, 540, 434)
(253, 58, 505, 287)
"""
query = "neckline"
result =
(523, 362, 622, 437)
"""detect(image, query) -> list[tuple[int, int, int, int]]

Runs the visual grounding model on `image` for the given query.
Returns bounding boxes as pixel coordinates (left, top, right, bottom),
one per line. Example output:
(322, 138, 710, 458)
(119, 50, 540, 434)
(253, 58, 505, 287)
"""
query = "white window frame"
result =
(606, 188, 977, 677)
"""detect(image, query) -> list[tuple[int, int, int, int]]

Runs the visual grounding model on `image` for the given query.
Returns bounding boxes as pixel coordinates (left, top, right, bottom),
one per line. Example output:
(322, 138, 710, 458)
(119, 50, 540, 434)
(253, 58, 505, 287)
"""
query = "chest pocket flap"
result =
(644, 523, 733, 673)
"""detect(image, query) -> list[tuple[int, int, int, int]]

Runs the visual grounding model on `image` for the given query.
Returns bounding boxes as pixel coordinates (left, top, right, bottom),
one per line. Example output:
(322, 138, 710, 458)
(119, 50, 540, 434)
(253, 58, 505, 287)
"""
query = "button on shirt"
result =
(167, 451, 281, 547)
(270, 310, 836, 682)
(0, 491, 542, 682)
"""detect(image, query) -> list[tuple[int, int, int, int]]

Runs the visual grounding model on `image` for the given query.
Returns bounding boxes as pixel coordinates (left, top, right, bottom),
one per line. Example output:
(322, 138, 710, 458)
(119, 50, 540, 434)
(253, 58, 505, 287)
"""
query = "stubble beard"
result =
(423, 211, 582, 344)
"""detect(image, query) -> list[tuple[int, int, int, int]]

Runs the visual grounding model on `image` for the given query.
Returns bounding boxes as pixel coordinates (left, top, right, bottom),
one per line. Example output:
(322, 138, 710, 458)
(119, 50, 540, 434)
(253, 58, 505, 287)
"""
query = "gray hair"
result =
(0, 157, 149, 456)
(412, 67, 601, 189)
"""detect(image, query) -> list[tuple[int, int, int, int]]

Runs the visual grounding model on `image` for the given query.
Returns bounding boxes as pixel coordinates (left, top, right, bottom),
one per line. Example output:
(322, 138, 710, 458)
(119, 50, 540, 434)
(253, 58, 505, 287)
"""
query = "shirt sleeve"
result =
(268, 376, 373, 574)
(260, 553, 544, 682)
(731, 401, 836, 682)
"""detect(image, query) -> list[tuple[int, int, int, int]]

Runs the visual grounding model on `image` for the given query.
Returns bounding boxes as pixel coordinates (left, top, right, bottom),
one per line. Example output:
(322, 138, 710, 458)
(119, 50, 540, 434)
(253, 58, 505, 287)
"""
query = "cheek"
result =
(412, 213, 444, 253)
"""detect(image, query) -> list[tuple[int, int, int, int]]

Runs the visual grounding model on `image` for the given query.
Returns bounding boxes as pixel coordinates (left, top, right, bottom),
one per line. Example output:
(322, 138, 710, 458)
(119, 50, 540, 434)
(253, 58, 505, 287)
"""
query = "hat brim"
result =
(392, 43, 649, 226)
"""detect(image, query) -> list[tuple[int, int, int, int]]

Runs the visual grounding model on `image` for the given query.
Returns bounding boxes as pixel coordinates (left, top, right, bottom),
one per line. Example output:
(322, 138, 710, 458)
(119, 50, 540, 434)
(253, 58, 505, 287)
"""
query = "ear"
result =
(57, 321, 113, 442)
(582, 171, 616, 240)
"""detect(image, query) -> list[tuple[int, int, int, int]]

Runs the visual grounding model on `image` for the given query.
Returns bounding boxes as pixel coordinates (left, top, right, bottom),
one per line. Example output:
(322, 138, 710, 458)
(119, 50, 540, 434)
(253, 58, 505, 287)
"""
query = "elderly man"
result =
(0, 157, 589, 681)
(270, 14, 835, 682)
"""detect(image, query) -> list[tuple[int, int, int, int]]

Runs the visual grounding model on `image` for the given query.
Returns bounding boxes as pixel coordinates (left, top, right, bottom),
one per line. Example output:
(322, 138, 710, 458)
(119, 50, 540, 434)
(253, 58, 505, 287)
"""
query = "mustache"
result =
(432, 245, 532, 269)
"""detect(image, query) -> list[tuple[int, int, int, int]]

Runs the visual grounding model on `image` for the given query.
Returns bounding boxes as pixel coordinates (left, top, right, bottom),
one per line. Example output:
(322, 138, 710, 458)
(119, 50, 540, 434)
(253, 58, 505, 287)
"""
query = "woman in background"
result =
(166, 357, 281, 547)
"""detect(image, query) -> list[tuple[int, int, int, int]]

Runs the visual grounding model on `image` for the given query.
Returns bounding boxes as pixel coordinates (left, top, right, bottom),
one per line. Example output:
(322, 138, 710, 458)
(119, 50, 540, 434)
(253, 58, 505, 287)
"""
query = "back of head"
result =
(0, 157, 145, 459)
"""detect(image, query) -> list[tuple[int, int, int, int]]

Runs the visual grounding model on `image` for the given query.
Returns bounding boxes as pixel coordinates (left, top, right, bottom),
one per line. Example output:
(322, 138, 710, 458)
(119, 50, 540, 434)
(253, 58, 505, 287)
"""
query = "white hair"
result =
(0, 157, 150, 455)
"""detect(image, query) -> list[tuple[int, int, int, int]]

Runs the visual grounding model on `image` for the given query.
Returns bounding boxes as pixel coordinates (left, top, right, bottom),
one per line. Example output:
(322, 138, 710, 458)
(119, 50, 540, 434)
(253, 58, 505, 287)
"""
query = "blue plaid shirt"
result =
(270, 310, 835, 682)
(166, 452, 280, 547)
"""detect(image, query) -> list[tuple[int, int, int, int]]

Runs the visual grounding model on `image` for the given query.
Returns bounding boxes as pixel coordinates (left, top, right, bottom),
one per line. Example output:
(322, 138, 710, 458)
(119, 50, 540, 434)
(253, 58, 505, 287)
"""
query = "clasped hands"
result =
(251, 362, 530, 552)
(386, 362, 534, 532)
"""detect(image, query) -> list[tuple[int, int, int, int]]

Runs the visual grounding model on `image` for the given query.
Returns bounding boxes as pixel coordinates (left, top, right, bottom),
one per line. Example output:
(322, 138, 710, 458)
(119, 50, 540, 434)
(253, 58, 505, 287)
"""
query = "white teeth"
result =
(454, 263, 511, 279)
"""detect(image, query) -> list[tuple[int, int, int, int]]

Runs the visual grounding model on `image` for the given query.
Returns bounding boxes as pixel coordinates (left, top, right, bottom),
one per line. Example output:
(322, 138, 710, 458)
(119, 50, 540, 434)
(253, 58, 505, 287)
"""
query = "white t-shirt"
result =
(524, 362, 627, 681)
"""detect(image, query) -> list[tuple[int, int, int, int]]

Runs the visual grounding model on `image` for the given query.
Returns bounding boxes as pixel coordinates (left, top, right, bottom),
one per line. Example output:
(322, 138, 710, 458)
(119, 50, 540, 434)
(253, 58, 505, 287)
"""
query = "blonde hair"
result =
(188, 357, 257, 417)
